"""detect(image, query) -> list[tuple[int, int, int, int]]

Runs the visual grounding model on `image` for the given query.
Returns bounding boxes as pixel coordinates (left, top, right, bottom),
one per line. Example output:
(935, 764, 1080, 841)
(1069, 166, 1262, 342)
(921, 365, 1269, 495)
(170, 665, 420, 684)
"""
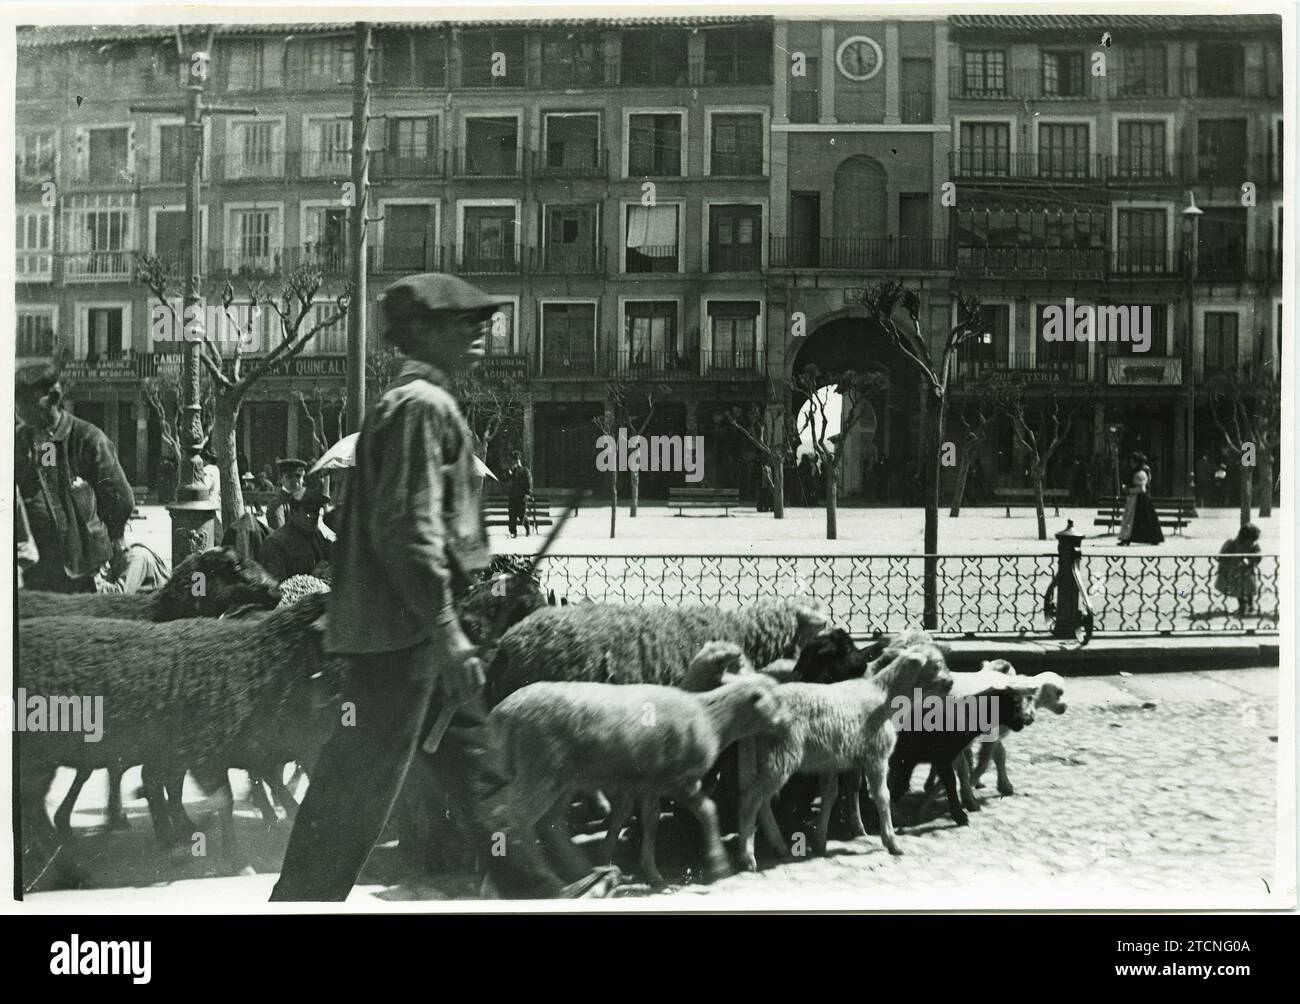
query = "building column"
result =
(819, 24, 838, 123)
(685, 401, 699, 434)
(106, 399, 120, 447)
(135, 402, 149, 489)
(884, 23, 901, 124)
(522, 399, 535, 469)
(286, 401, 300, 461)
(1173, 399, 1188, 495)
(773, 21, 790, 122)
(933, 22, 951, 243)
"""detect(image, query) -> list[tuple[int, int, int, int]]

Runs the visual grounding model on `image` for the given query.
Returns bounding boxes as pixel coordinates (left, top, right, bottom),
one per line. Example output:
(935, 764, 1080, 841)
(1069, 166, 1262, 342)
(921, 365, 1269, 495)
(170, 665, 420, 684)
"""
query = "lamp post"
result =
(1181, 192, 1203, 508)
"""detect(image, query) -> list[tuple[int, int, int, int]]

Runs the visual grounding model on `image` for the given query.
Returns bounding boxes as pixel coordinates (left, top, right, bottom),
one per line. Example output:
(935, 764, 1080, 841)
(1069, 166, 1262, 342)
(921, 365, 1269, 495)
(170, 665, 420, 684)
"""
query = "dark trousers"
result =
(507, 495, 529, 536)
(270, 641, 565, 901)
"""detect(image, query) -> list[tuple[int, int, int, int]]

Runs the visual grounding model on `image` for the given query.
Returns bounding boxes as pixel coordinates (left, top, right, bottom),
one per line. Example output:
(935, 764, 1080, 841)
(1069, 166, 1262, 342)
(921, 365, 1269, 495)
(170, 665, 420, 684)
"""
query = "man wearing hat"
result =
(270, 274, 567, 901)
(266, 457, 308, 530)
(256, 484, 331, 583)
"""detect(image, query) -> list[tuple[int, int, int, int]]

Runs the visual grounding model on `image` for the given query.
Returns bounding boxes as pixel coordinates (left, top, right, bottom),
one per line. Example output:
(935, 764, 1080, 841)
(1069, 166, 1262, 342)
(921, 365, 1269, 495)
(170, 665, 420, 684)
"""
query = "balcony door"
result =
(463, 207, 516, 272)
(832, 156, 887, 267)
(544, 204, 598, 272)
(85, 307, 124, 362)
(383, 202, 437, 272)
(541, 302, 596, 375)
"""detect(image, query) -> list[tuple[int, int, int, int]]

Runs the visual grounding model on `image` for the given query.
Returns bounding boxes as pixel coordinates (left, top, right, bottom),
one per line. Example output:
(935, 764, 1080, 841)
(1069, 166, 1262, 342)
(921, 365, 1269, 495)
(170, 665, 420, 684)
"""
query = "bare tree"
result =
(294, 387, 346, 459)
(141, 369, 215, 501)
(610, 378, 670, 517)
(789, 364, 885, 540)
(592, 385, 620, 539)
(991, 376, 1091, 541)
(137, 255, 350, 534)
(725, 379, 794, 519)
(861, 282, 987, 627)
(948, 385, 998, 517)
(1208, 361, 1281, 524)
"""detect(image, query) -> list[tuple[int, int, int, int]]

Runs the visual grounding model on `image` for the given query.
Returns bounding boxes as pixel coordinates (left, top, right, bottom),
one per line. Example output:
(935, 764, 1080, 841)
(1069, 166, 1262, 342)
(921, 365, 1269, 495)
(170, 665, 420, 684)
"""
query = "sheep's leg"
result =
(214, 774, 246, 869)
(758, 799, 793, 865)
(162, 771, 198, 846)
(106, 763, 129, 830)
(265, 765, 301, 821)
(53, 767, 94, 836)
(599, 793, 636, 867)
(245, 770, 279, 826)
(672, 783, 729, 884)
(813, 772, 839, 856)
(956, 749, 980, 812)
(840, 771, 867, 837)
(865, 759, 904, 856)
(935, 759, 969, 827)
(21, 765, 91, 892)
(992, 742, 1014, 796)
(736, 786, 764, 872)
(537, 799, 590, 884)
(139, 765, 175, 847)
(637, 794, 667, 886)
(971, 743, 994, 788)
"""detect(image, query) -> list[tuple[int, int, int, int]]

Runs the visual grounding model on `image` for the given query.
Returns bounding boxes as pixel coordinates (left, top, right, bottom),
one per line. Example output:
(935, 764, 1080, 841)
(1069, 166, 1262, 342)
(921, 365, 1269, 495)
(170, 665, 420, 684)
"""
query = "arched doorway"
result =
(833, 156, 888, 256)
(790, 311, 919, 502)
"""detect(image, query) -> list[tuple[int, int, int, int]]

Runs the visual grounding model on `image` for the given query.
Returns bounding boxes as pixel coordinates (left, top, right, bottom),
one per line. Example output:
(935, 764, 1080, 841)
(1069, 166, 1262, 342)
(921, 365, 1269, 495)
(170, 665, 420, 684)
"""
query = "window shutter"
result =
(74, 127, 88, 181)
(127, 123, 137, 177)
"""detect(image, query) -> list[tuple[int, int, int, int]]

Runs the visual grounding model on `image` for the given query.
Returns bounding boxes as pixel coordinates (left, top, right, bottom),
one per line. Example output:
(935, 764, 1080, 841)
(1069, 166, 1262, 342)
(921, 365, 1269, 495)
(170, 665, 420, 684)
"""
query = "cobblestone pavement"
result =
(25, 667, 1287, 910)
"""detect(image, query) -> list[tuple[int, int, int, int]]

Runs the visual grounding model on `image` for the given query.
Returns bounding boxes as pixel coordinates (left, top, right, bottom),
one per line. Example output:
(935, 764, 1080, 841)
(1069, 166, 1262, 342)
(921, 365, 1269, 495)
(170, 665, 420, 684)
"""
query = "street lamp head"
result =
(1181, 191, 1204, 218)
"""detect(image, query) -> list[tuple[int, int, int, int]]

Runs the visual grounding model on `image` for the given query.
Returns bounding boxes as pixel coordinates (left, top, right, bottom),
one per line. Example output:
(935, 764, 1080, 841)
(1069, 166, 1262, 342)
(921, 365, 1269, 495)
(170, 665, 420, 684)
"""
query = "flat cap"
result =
(276, 457, 308, 473)
(380, 273, 506, 326)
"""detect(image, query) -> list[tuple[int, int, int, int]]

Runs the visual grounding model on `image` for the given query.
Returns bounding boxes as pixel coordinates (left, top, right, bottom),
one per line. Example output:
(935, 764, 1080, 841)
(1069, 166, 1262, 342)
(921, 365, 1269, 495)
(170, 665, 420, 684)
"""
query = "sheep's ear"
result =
(311, 612, 329, 636)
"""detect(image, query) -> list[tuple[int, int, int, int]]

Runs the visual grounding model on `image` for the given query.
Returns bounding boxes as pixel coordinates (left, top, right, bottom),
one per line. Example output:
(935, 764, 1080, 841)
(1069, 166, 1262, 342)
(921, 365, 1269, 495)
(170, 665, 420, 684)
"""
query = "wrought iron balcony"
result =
(770, 237, 950, 271)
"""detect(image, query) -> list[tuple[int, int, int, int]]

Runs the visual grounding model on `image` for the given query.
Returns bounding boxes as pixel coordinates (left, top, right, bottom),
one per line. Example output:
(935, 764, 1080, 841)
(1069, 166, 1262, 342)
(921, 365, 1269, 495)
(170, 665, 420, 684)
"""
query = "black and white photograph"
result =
(3, 1, 1295, 922)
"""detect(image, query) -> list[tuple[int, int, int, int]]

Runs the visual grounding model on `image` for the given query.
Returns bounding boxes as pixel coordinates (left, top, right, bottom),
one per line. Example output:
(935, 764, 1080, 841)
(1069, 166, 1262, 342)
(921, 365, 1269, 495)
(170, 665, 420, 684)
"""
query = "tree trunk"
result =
(630, 466, 640, 518)
(1257, 452, 1274, 518)
(922, 393, 946, 630)
(948, 445, 974, 518)
(771, 458, 785, 519)
(211, 399, 247, 548)
(609, 469, 618, 539)
(1239, 459, 1253, 527)
(824, 461, 838, 539)
(1032, 468, 1047, 541)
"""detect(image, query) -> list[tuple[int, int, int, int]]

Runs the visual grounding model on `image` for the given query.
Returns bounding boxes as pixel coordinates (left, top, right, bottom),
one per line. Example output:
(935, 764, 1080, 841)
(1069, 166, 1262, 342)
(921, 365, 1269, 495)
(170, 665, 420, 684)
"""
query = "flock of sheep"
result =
(16, 548, 1067, 895)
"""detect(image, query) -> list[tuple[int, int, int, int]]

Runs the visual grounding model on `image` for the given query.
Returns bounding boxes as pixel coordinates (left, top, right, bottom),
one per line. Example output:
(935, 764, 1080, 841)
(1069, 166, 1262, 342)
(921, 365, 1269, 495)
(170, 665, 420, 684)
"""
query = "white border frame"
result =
(1032, 115, 1097, 161)
(1195, 302, 1249, 371)
(376, 197, 442, 269)
(618, 198, 684, 274)
(16, 203, 55, 283)
(539, 199, 602, 261)
(15, 125, 59, 183)
(1110, 200, 1176, 269)
(835, 34, 883, 82)
(455, 197, 523, 269)
(378, 109, 443, 156)
(617, 294, 685, 374)
(540, 111, 602, 169)
(298, 198, 351, 246)
(1110, 112, 1175, 162)
(700, 295, 765, 377)
(538, 297, 599, 373)
(222, 200, 287, 272)
(952, 115, 1018, 155)
(223, 114, 287, 179)
(622, 107, 688, 178)
(701, 198, 770, 273)
(703, 106, 770, 177)
(299, 112, 353, 179)
(458, 109, 524, 176)
(147, 117, 211, 182)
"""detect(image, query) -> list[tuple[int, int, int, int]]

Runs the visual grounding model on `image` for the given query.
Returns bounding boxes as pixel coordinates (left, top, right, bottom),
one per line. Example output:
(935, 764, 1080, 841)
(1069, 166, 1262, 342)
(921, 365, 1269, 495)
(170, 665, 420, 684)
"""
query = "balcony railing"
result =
(539, 60, 607, 88)
(613, 349, 698, 377)
(1101, 66, 1171, 99)
(901, 91, 933, 124)
(371, 149, 447, 180)
(219, 150, 288, 181)
(532, 148, 608, 179)
(530, 245, 605, 275)
(538, 351, 599, 377)
(452, 146, 523, 179)
(370, 243, 442, 274)
(69, 161, 136, 187)
(16, 154, 57, 186)
(451, 244, 522, 275)
(951, 352, 1091, 384)
(951, 150, 1104, 182)
(617, 61, 691, 87)
(788, 91, 820, 123)
(691, 58, 773, 87)
(301, 149, 352, 179)
(707, 245, 762, 273)
(17, 251, 54, 282)
(957, 245, 1106, 279)
(769, 237, 951, 271)
(63, 250, 135, 282)
(950, 67, 1101, 101)
(1109, 244, 1181, 278)
(625, 246, 680, 273)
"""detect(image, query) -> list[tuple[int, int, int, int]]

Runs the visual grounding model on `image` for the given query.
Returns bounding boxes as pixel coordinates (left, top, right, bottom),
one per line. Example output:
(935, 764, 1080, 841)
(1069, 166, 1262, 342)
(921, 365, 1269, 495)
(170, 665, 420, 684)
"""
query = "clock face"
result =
(836, 35, 883, 81)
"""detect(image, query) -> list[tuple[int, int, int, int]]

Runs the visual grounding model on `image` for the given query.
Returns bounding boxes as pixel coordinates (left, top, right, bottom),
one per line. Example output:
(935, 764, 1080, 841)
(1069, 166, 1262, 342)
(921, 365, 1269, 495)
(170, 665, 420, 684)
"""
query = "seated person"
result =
(256, 485, 331, 583)
(96, 540, 170, 594)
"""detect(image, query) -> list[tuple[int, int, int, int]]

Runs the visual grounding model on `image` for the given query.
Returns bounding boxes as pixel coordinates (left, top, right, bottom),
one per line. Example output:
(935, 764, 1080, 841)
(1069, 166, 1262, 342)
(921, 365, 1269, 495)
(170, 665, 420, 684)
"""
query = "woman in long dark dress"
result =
(1118, 460, 1164, 545)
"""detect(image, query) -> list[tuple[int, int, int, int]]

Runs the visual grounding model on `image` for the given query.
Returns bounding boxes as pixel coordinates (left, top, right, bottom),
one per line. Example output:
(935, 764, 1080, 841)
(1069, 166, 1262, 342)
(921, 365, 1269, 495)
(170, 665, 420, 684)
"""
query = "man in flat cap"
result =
(256, 484, 331, 583)
(265, 457, 308, 530)
(271, 274, 567, 901)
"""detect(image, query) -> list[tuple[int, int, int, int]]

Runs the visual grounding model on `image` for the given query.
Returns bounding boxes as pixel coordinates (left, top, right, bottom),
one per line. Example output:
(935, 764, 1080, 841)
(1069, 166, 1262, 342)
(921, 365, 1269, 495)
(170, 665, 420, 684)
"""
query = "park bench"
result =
(482, 494, 556, 530)
(1093, 495, 1195, 535)
(668, 487, 740, 516)
(992, 487, 1068, 518)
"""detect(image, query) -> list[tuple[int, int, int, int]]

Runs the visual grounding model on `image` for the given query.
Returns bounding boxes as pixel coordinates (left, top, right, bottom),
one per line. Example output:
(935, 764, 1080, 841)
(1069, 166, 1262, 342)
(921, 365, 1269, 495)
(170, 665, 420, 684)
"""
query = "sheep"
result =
(484, 597, 829, 706)
(18, 547, 281, 622)
(970, 671, 1067, 797)
(17, 592, 342, 889)
(491, 673, 788, 887)
(738, 642, 953, 870)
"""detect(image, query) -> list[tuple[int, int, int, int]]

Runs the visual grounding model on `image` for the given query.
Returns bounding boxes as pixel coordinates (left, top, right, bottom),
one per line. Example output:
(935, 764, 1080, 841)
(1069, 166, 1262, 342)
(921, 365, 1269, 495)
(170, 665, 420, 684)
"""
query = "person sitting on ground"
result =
(1215, 522, 1262, 616)
(96, 539, 170, 594)
(256, 485, 331, 583)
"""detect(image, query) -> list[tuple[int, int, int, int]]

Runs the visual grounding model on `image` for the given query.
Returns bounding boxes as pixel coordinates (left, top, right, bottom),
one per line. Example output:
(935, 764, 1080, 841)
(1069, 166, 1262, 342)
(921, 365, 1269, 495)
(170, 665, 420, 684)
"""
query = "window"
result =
(543, 114, 601, 173)
(64, 197, 134, 281)
(303, 205, 349, 272)
(1115, 209, 1168, 273)
(304, 304, 347, 353)
(1100, 304, 1166, 358)
(956, 303, 1009, 378)
(788, 57, 820, 123)
(303, 117, 351, 177)
(1116, 121, 1166, 180)
(226, 40, 282, 91)
(83, 307, 126, 362)
(487, 302, 515, 355)
(152, 208, 206, 265)
(214, 301, 272, 352)
(625, 204, 679, 273)
(703, 27, 772, 84)
(228, 120, 283, 179)
(962, 50, 1005, 95)
(1203, 312, 1239, 374)
(541, 302, 596, 374)
(1197, 119, 1247, 182)
(17, 130, 57, 182)
(709, 114, 762, 176)
(302, 38, 353, 89)
(17, 309, 56, 358)
(228, 207, 280, 273)
(81, 127, 130, 184)
(1197, 42, 1244, 97)
(462, 206, 517, 272)
(540, 34, 604, 86)
(542, 204, 599, 272)
(1119, 46, 1166, 97)
(461, 32, 525, 87)
(1198, 208, 1247, 280)
(462, 117, 519, 176)
(381, 202, 437, 272)
(958, 122, 1010, 176)
(17, 208, 54, 281)
(383, 117, 438, 177)
(708, 301, 760, 372)
(627, 113, 682, 176)
(1042, 51, 1086, 97)
(1034, 304, 1085, 375)
(708, 205, 762, 272)
(1038, 123, 1090, 179)
(621, 31, 688, 86)
(17, 54, 55, 92)
(623, 301, 681, 372)
(901, 58, 933, 124)
(377, 29, 447, 87)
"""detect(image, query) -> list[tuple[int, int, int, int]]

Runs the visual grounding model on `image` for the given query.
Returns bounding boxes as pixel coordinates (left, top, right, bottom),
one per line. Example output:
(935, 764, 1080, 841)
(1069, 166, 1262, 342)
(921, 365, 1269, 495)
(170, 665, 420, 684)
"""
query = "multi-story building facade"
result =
(15, 14, 1283, 502)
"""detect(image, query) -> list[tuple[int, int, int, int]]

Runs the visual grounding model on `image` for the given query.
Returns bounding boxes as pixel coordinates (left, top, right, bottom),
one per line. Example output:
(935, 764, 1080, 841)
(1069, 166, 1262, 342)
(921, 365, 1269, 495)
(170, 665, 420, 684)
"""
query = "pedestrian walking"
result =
(1213, 461, 1229, 508)
(270, 273, 567, 902)
(266, 457, 308, 530)
(1194, 452, 1213, 509)
(1215, 523, 1262, 615)
(506, 450, 532, 538)
(1118, 453, 1163, 546)
(14, 363, 134, 593)
(256, 485, 332, 583)
(201, 446, 224, 546)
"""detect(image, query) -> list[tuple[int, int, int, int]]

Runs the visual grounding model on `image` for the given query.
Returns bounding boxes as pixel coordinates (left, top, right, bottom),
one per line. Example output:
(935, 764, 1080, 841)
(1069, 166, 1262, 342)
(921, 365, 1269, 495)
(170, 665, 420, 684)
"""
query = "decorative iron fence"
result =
(531, 552, 1279, 639)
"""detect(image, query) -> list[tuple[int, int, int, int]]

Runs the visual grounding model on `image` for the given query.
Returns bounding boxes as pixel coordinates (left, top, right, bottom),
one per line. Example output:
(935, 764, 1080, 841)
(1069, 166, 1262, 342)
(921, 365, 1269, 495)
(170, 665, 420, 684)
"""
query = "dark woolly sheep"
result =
(18, 547, 281, 622)
(485, 597, 829, 707)
(17, 592, 342, 888)
(492, 674, 788, 886)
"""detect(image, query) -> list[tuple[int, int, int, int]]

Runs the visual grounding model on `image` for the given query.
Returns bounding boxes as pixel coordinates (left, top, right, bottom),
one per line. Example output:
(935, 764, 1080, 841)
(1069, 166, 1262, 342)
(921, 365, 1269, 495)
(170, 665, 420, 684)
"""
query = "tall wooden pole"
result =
(347, 21, 371, 430)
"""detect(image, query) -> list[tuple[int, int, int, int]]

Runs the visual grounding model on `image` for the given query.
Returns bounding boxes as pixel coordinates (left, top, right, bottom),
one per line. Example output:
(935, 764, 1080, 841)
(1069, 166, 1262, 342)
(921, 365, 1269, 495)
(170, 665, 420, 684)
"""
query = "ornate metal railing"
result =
(531, 552, 1279, 638)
